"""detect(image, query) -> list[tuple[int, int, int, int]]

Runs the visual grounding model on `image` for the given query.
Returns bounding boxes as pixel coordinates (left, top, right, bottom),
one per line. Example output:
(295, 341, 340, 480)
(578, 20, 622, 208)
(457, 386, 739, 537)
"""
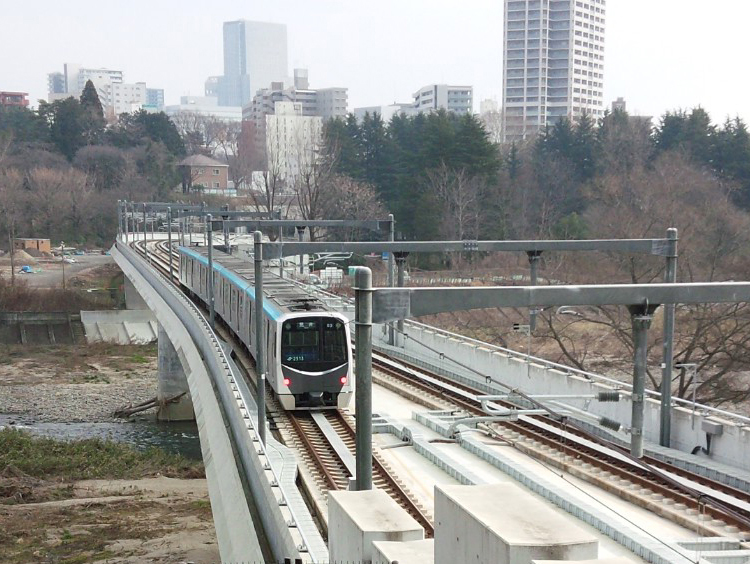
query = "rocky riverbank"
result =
(0, 343, 158, 422)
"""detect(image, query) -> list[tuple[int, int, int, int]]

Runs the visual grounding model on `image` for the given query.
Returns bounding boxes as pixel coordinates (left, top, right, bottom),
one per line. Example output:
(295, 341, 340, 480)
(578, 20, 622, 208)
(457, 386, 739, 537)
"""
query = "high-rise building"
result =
(502, 0, 606, 142)
(218, 20, 288, 107)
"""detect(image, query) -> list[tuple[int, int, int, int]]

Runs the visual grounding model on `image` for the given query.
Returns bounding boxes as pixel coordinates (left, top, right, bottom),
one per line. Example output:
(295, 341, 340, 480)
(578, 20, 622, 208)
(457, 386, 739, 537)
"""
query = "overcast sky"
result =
(2, 0, 748, 125)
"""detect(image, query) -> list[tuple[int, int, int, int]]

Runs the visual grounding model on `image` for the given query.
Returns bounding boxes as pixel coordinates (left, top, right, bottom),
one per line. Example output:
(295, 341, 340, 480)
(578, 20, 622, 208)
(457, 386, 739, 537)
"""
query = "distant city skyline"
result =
(2, 0, 749, 125)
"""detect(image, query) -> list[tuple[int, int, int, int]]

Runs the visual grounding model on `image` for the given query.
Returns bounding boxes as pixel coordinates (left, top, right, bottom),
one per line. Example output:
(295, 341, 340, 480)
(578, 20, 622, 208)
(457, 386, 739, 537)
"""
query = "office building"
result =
(47, 63, 164, 119)
(165, 96, 242, 122)
(243, 69, 347, 143)
(217, 20, 288, 107)
(353, 83, 473, 121)
(146, 88, 165, 111)
(412, 84, 473, 114)
(265, 101, 323, 180)
(502, 0, 606, 142)
(352, 103, 417, 122)
(47, 72, 66, 99)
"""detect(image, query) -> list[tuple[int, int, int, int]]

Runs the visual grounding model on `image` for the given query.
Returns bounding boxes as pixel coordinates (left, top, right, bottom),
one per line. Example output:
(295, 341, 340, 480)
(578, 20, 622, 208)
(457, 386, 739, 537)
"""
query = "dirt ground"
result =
(0, 476, 219, 563)
(0, 344, 220, 563)
(0, 254, 116, 290)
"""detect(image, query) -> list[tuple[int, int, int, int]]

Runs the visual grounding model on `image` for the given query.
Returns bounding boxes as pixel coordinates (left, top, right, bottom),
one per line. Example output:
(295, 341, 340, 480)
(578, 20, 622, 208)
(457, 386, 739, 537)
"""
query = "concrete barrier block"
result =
(533, 558, 631, 564)
(434, 484, 598, 564)
(329, 489, 424, 564)
(372, 539, 434, 564)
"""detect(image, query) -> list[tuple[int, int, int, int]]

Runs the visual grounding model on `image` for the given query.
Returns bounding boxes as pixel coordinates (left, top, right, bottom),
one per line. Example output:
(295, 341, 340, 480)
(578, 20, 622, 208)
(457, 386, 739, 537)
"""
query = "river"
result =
(0, 414, 203, 460)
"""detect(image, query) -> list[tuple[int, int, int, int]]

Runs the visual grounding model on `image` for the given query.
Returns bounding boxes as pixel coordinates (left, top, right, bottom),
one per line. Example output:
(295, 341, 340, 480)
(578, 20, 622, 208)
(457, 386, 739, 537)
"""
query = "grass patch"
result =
(0, 428, 203, 482)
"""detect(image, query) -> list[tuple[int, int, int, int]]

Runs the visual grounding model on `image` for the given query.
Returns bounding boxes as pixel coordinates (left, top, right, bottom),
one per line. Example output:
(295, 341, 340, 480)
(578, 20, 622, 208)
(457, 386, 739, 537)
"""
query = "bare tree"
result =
(537, 153, 750, 405)
(425, 163, 482, 240)
(480, 110, 503, 145)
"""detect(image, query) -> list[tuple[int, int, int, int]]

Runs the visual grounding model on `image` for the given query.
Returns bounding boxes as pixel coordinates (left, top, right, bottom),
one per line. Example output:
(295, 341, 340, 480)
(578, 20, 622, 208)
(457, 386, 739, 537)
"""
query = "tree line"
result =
(323, 106, 750, 405)
(0, 81, 185, 246)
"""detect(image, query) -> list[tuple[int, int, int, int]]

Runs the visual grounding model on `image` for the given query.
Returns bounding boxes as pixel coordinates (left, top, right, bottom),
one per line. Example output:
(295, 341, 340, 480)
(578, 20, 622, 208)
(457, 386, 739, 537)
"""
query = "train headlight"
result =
(283, 378, 291, 386)
(340, 376, 348, 385)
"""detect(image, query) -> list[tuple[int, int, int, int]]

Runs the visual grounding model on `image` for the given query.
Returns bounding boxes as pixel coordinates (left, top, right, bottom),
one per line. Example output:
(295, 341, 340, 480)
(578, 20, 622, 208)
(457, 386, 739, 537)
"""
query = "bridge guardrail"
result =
(115, 240, 318, 562)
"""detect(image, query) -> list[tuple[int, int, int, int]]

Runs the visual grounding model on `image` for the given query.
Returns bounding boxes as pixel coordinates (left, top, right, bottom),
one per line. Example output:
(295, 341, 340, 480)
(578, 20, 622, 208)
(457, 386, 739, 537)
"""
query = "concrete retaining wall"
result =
(0, 312, 83, 345)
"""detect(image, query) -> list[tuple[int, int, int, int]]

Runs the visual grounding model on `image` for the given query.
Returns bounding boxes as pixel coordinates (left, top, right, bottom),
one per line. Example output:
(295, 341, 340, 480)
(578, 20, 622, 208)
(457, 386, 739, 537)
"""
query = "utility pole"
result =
(207, 215, 215, 329)
(254, 231, 266, 446)
(8, 222, 16, 286)
(60, 241, 66, 290)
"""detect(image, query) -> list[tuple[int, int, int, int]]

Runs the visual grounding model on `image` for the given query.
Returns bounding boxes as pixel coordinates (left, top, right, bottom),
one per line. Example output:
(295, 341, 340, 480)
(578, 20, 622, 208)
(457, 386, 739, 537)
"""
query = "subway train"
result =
(179, 245, 353, 410)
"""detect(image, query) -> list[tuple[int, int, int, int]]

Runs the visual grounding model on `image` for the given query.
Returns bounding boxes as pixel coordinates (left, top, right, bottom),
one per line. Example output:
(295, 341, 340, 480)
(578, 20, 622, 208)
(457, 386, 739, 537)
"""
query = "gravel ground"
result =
(0, 345, 158, 422)
(0, 378, 157, 423)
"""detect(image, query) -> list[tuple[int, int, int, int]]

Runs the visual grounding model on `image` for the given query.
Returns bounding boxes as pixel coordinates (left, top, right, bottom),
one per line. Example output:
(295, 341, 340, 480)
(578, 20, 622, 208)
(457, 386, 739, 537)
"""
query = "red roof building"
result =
(0, 92, 29, 108)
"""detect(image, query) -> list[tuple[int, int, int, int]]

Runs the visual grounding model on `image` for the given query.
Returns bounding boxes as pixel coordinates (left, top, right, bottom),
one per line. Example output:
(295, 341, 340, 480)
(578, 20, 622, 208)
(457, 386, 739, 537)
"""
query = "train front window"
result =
(322, 320, 347, 362)
(281, 317, 347, 366)
(282, 320, 320, 363)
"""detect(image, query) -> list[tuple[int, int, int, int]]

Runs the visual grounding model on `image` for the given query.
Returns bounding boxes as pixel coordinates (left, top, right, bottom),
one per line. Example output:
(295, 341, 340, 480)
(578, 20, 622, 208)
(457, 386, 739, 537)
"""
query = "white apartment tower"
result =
(502, 0, 606, 142)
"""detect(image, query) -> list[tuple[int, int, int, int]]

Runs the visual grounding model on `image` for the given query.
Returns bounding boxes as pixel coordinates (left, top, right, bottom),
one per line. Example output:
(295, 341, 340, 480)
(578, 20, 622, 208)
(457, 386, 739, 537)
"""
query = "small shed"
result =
(178, 155, 229, 194)
(14, 238, 51, 254)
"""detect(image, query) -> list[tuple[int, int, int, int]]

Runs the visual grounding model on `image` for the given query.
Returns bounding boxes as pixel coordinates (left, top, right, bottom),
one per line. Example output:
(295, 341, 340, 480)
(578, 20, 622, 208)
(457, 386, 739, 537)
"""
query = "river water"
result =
(0, 414, 203, 460)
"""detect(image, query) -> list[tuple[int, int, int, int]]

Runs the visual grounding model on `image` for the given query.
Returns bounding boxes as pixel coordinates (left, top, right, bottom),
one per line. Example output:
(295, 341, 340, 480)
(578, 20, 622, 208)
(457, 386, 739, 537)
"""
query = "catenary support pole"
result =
(167, 207, 174, 283)
(177, 209, 183, 247)
(224, 221, 229, 254)
(527, 251, 542, 332)
(629, 308, 654, 458)
(117, 200, 122, 240)
(253, 231, 266, 446)
(123, 201, 129, 243)
(353, 266, 373, 490)
(207, 215, 215, 329)
(297, 226, 305, 275)
(142, 203, 148, 261)
(278, 226, 284, 278)
(395, 254, 408, 347)
(388, 214, 395, 345)
(660, 228, 678, 447)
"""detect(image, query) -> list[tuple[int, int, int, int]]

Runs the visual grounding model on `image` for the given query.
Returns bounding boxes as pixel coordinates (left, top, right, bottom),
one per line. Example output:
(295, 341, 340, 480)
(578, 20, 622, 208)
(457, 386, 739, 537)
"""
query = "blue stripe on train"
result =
(179, 246, 284, 321)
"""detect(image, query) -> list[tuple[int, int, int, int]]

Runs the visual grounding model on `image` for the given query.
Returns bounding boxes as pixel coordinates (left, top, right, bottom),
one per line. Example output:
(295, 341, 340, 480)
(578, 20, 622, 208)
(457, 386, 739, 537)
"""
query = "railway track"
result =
(134, 237, 750, 540)
(371, 353, 750, 538)
(135, 238, 433, 537)
(283, 409, 434, 537)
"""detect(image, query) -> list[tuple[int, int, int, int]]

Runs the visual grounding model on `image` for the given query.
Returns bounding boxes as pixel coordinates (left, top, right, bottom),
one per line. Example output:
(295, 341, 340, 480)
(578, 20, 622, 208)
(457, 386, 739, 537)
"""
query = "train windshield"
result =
(281, 317, 347, 366)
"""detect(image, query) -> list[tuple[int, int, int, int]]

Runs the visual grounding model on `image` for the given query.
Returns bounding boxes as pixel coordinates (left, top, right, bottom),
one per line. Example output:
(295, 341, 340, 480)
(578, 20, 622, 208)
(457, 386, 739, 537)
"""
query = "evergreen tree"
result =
(44, 97, 86, 160)
(79, 80, 105, 144)
(80, 80, 104, 119)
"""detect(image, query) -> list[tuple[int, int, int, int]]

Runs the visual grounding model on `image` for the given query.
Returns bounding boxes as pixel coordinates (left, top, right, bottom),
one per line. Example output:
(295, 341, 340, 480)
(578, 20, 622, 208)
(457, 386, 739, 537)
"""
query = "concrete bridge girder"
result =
(111, 244, 264, 563)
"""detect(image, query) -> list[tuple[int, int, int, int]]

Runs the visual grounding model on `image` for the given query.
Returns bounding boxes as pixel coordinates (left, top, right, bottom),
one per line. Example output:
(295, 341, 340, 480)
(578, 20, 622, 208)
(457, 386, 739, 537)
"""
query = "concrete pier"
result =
(157, 324, 194, 421)
(124, 276, 149, 310)
(328, 489, 424, 563)
(434, 483, 598, 564)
